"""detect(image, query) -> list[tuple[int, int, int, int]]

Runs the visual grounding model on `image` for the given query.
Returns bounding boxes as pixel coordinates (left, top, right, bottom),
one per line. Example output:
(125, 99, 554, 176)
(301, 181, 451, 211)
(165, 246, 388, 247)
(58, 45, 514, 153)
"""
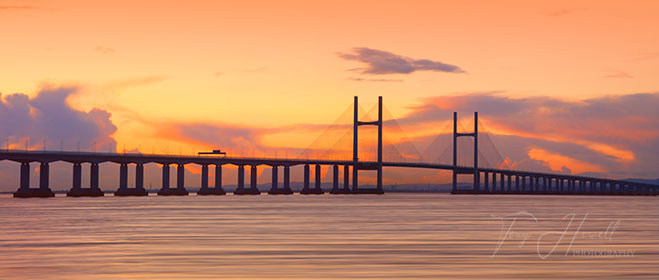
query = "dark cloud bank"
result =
(338, 47, 465, 75)
(0, 86, 117, 150)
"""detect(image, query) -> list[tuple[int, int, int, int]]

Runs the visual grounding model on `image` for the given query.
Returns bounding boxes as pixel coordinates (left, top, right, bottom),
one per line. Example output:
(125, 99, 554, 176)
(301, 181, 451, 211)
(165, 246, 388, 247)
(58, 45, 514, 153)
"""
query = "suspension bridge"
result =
(1, 96, 657, 198)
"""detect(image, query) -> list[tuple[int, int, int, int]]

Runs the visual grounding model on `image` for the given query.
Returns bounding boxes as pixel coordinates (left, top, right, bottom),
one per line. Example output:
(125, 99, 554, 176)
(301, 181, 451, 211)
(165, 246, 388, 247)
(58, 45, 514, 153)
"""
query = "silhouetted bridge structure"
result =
(2, 97, 657, 197)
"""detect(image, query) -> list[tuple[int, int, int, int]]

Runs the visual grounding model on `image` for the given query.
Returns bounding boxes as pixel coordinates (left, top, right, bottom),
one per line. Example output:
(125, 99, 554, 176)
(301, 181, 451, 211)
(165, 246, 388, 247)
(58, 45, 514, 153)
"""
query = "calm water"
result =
(0, 193, 657, 279)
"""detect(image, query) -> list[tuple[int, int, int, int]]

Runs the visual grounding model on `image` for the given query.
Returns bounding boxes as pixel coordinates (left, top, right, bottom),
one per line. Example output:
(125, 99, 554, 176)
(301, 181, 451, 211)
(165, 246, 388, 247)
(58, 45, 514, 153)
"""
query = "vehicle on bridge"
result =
(198, 149, 227, 156)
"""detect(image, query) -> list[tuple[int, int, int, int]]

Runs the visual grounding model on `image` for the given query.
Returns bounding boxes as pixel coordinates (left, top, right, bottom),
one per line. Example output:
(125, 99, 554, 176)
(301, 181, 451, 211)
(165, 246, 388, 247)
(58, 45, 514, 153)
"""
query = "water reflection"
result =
(0, 194, 657, 279)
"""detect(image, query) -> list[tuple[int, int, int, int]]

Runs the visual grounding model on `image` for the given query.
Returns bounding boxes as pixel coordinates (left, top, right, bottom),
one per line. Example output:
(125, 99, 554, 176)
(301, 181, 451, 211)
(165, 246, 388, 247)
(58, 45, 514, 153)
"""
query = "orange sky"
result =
(1, 0, 658, 181)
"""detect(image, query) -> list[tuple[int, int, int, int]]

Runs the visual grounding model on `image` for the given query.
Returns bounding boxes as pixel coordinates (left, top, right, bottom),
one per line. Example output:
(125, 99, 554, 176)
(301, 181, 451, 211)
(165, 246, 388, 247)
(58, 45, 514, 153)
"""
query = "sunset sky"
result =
(1, 0, 658, 188)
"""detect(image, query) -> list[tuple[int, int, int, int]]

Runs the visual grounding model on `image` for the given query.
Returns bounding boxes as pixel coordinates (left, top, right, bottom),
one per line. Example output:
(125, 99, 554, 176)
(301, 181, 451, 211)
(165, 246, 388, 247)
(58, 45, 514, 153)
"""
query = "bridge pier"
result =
(506, 174, 512, 192)
(115, 163, 148, 196)
(14, 161, 55, 198)
(330, 164, 350, 194)
(198, 164, 226, 195)
(533, 177, 539, 192)
(332, 165, 338, 190)
(268, 165, 293, 195)
(483, 171, 489, 192)
(201, 164, 209, 189)
(301, 164, 324, 194)
(67, 162, 104, 197)
(331, 164, 352, 194)
(527, 176, 533, 192)
(235, 165, 260, 195)
(499, 173, 505, 192)
(491, 172, 497, 192)
(578, 180, 584, 193)
(549, 177, 555, 192)
(157, 163, 188, 195)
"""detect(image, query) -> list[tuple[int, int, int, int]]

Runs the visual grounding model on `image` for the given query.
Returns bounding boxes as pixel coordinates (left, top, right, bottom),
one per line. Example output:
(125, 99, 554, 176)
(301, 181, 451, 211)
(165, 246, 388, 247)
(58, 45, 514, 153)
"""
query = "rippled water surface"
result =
(0, 193, 657, 279)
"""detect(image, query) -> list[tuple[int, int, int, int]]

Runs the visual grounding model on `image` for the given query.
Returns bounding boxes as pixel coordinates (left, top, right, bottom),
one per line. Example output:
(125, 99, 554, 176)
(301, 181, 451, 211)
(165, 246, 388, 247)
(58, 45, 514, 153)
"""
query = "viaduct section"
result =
(1, 97, 657, 197)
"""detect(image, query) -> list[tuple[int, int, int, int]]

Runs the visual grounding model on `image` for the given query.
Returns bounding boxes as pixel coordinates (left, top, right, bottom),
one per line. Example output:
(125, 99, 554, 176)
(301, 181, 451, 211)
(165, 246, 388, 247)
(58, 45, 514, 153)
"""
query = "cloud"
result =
(0, 5, 35, 11)
(527, 147, 605, 174)
(104, 75, 168, 91)
(338, 47, 465, 75)
(397, 92, 659, 178)
(544, 9, 570, 17)
(238, 66, 267, 73)
(604, 70, 633, 78)
(0, 85, 118, 151)
(95, 45, 115, 54)
(629, 51, 659, 62)
(347, 77, 402, 82)
(156, 122, 266, 156)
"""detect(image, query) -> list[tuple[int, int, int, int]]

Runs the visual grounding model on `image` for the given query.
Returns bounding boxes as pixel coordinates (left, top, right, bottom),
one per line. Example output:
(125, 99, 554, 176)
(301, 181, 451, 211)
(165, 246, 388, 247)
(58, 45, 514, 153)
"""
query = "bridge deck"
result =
(1, 150, 657, 196)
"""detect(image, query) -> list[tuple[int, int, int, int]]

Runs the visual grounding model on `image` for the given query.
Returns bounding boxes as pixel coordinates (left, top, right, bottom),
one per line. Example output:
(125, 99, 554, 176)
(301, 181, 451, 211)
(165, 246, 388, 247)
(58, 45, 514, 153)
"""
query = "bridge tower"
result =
(452, 112, 479, 192)
(352, 96, 384, 194)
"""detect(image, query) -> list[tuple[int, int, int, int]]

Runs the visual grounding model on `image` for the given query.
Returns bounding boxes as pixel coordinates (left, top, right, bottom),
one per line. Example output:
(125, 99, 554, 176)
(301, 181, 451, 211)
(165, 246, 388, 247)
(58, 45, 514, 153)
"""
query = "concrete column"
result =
(237, 165, 245, 190)
(177, 164, 184, 189)
(20, 162, 30, 190)
(491, 172, 497, 192)
(499, 173, 505, 191)
(250, 165, 257, 190)
(315, 164, 321, 190)
(136, 163, 144, 190)
(120, 163, 128, 189)
(377, 96, 383, 192)
(303, 164, 310, 190)
(506, 174, 512, 192)
(521, 176, 527, 191)
(271, 166, 278, 189)
(215, 165, 222, 189)
(353, 96, 359, 192)
(473, 112, 478, 192)
(72, 163, 82, 190)
(332, 165, 339, 190)
(515, 175, 520, 192)
(162, 164, 170, 189)
(283, 166, 290, 190)
(201, 164, 209, 190)
(549, 178, 554, 192)
(343, 165, 349, 189)
(39, 162, 49, 190)
(452, 112, 457, 192)
(90, 163, 99, 190)
(483, 171, 489, 192)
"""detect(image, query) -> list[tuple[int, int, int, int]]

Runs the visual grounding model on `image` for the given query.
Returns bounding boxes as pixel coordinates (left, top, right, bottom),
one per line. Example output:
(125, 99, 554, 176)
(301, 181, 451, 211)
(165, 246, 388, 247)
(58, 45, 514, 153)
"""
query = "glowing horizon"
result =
(1, 0, 658, 184)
